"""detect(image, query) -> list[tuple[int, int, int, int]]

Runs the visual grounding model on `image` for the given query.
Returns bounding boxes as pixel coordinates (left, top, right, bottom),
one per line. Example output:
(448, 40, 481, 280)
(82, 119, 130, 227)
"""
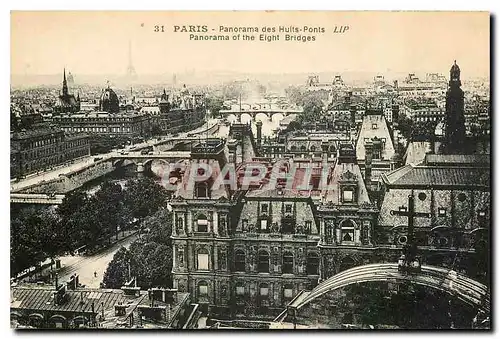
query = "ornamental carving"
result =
(340, 169, 358, 182)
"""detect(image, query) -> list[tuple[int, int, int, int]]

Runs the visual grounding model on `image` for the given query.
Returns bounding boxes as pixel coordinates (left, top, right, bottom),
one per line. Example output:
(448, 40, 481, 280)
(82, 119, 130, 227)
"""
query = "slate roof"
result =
(355, 114, 395, 161)
(11, 286, 142, 314)
(384, 165, 490, 188)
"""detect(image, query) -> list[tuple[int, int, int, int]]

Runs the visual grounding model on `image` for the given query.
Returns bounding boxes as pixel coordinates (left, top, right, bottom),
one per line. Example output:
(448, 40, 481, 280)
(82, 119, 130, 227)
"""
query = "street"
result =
(56, 232, 139, 288)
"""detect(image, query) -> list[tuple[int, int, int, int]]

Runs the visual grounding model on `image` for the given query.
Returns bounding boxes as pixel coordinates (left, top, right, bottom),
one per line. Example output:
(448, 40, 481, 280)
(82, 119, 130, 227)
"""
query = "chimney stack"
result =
(364, 141, 373, 191)
(227, 139, 238, 165)
(256, 120, 263, 146)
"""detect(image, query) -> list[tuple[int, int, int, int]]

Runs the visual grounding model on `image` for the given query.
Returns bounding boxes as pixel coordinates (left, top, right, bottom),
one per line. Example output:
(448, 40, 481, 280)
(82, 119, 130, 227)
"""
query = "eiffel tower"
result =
(126, 40, 137, 81)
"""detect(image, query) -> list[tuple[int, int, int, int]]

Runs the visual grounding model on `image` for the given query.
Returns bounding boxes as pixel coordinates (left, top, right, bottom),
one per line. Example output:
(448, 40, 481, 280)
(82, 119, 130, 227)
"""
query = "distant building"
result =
(52, 86, 153, 138)
(10, 126, 90, 178)
(53, 69, 80, 114)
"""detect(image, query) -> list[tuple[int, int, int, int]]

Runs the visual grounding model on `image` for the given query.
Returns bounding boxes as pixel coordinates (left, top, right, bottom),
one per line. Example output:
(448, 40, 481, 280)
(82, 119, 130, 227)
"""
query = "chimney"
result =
(227, 139, 238, 165)
(256, 120, 263, 146)
(364, 141, 373, 191)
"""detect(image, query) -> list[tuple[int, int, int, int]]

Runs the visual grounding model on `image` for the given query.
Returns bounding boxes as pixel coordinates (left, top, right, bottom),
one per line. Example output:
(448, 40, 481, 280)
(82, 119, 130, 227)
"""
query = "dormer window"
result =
(372, 123, 378, 129)
(342, 188, 354, 203)
(195, 182, 209, 198)
(261, 204, 268, 214)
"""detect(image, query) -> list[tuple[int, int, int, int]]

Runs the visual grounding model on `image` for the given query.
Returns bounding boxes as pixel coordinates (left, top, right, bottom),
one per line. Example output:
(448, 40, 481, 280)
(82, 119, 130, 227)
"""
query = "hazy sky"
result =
(11, 11, 490, 77)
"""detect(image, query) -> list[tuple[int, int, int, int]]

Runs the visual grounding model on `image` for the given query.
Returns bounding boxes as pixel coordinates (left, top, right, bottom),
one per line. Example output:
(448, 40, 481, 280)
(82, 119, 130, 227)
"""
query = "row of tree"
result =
(10, 177, 170, 277)
(102, 208, 173, 289)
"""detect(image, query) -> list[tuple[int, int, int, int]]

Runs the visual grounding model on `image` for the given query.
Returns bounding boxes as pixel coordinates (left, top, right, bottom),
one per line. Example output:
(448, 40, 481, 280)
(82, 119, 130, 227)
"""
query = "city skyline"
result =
(11, 11, 490, 78)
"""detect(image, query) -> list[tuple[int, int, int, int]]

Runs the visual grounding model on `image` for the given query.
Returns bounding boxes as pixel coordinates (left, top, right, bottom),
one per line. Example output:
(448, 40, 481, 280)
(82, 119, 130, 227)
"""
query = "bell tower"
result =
(444, 60, 466, 154)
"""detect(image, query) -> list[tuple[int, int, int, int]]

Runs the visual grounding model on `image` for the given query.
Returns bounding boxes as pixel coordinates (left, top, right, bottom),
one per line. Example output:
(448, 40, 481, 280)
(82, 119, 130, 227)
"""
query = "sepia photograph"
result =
(9, 10, 490, 330)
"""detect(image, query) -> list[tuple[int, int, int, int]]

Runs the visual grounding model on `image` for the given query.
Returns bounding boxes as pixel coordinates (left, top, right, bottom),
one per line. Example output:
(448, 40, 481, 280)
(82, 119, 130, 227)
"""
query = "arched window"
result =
(282, 251, 294, 274)
(257, 250, 270, 273)
(197, 248, 209, 270)
(306, 252, 320, 275)
(197, 214, 209, 232)
(310, 145, 316, 152)
(234, 249, 246, 272)
(341, 219, 355, 243)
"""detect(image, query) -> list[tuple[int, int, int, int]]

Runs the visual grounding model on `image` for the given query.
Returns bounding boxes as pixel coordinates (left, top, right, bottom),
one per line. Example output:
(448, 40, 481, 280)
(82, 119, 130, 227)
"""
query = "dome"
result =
(100, 87, 120, 113)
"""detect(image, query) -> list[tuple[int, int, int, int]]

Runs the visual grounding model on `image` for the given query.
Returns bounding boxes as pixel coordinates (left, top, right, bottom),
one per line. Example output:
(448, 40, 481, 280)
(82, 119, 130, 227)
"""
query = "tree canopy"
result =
(102, 208, 174, 289)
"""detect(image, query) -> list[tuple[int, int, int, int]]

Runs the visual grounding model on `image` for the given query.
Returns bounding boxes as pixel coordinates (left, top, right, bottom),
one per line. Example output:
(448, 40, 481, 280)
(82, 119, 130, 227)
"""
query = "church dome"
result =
(100, 87, 120, 113)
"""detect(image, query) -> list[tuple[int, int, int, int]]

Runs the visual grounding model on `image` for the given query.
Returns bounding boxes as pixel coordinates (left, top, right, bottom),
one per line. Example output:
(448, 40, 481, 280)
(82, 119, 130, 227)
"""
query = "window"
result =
(306, 252, 320, 275)
(305, 221, 312, 234)
(258, 250, 270, 273)
(458, 193, 467, 202)
(282, 252, 294, 274)
(372, 123, 378, 129)
(261, 204, 268, 213)
(418, 192, 427, 201)
(259, 219, 268, 232)
(197, 214, 209, 232)
(197, 248, 209, 270)
(341, 219, 355, 243)
(310, 145, 316, 152)
(242, 219, 248, 230)
(284, 285, 294, 299)
(285, 204, 292, 213)
(343, 189, 354, 202)
(234, 250, 245, 272)
(438, 208, 447, 216)
(259, 283, 269, 297)
(196, 182, 209, 198)
(398, 235, 408, 244)
(282, 217, 295, 234)
(236, 285, 245, 296)
(198, 281, 208, 296)
(478, 210, 486, 217)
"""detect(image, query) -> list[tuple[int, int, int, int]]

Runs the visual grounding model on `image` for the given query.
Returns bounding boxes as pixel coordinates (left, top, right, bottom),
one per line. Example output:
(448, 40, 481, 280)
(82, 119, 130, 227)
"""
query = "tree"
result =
(206, 96, 225, 118)
(102, 209, 174, 289)
(102, 247, 132, 288)
(124, 177, 169, 220)
(10, 207, 62, 276)
(297, 93, 324, 124)
(142, 209, 173, 244)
